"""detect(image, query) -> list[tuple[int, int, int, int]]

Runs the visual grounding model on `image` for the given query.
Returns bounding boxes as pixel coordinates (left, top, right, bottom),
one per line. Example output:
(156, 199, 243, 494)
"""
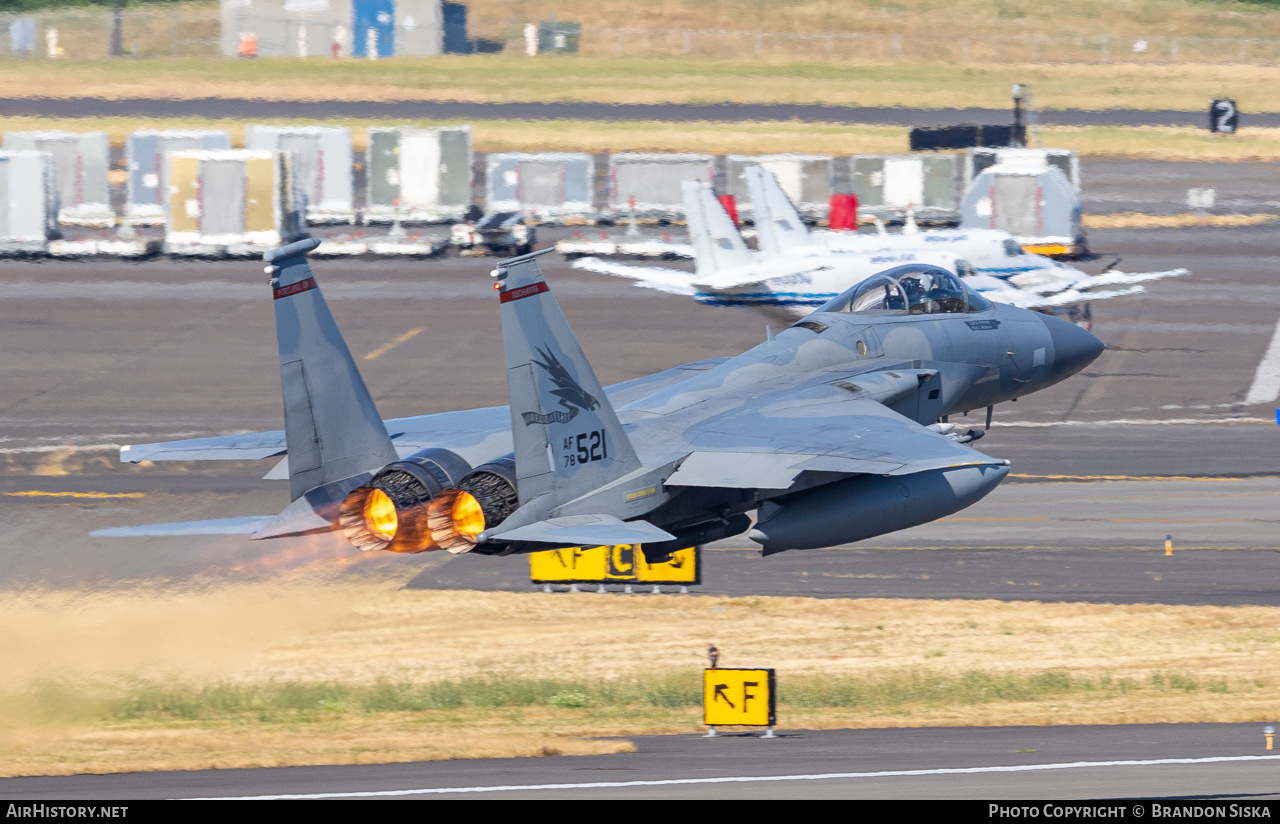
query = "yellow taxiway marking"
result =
(1009, 474, 1262, 482)
(3, 491, 145, 499)
(364, 327, 424, 361)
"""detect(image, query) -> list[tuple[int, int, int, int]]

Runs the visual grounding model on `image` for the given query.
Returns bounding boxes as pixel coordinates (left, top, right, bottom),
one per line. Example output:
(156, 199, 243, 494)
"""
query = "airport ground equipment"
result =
(529, 545, 699, 588)
(0, 151, 59, 252)
(125, 130, 232, 226)
(960, 157, 1084, 257)
(219, 0, 445, 58)
(725, 154, 833, 221)
(847, 154, 958, 226)
(2, 131, 112, 228)
(163, 149, 301, 255)
(365, 126, 472, 224)
(965, 147, 1080, 193)
(485, 152, 594, 222)
(245, 125, 354, 225)
(451, 211, 535, 256)
(704, 668, 776, 736)
(99, 228, 1106, 565)
(608, 153, 716, 219)
(909, 124, 1019, 152)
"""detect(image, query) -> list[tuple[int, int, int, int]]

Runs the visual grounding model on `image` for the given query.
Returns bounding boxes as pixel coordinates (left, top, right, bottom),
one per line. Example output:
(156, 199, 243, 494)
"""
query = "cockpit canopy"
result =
(816, 264, 988, 316)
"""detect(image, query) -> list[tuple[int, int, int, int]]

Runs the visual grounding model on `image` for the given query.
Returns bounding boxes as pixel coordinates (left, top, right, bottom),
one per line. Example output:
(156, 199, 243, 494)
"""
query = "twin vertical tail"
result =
(745, 165, 811, 256)
(494, 249, 642, 509)
(681, 179, 754, 277)
(266, 238, 398, 503)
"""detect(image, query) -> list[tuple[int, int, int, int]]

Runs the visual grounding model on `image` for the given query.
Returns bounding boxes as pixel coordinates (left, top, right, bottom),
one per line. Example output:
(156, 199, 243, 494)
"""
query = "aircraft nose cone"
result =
(1041, 313, 1105, 384)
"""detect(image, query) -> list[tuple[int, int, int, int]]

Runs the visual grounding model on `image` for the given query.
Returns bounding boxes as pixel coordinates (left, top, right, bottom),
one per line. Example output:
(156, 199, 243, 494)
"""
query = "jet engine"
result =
(338, 448, 471, 553)
(427, 455, 520, 553)
(749, 464, 1009, 552)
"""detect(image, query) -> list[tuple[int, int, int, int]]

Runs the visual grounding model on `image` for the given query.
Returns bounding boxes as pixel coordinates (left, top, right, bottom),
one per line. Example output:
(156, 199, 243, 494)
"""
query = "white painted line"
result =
(0, 443, 121, 455)
(197, 753, 1280, 799)
(993, 418, 1270, 428)
(1245, 317, 1280, 405)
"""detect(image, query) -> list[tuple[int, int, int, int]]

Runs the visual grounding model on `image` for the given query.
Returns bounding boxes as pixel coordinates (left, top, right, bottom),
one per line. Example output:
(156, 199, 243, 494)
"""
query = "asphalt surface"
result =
(2, 723, 1277, 799)
(1083, 159, 1280, 215)
(3, 97, 1277, 128)
(2, 221, 1279, 590)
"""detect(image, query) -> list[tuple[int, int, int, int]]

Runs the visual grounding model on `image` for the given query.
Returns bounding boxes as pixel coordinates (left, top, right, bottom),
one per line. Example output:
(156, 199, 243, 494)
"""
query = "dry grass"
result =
(1082, 212, 1280, 229)
(3, 579, 1280, 775)
(458, 0, 1280, 42)
(6, 55, 1280, 112)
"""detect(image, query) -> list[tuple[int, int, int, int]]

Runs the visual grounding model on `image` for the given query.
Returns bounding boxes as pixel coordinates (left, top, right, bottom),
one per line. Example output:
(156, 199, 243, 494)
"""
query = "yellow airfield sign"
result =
(703, 668, 776, 727)
(529, 545, 699, 585)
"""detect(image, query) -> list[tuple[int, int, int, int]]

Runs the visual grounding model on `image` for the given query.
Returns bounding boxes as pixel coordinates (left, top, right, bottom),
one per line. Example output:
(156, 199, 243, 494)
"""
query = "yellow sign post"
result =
(703, 667, 776, 737)
(529, 545, 699, 589)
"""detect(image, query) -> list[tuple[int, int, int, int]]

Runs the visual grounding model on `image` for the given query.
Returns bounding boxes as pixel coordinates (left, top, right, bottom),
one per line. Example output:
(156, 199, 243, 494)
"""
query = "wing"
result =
(664, 376, 1001, 491)
(119, 358, 730, 465)
(987, 267, 1188, 310)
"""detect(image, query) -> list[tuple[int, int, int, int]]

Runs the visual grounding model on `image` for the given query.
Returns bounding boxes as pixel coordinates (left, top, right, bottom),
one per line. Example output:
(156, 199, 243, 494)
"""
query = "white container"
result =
(365, 126, 472, 223)
(126, 130, 232, 225)
(485, 151, 593, 220)
(960, 161, 1082, 255)
(608, 153, 715, 218)
(0, 150, 58, 251)
(164, 149, 299, 250)
(245, 125, 354, 224)
(725, 154, 833, 219)
(2, 131, 112, 227)
(847, 153, 958, 224)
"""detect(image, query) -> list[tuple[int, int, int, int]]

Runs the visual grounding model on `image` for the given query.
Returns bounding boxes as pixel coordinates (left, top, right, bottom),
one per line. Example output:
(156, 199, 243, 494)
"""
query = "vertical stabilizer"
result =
(682, 180, 754, 276)
(266, 238, 398, 501)
(746, 165, 811, 255)
(495, 249, 642, 506)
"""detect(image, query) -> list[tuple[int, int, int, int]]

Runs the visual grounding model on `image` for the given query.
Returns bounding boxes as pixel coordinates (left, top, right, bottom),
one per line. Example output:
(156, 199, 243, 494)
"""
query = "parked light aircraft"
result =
(574, 167, 1186, 326)
(96, 239, 1103, 559)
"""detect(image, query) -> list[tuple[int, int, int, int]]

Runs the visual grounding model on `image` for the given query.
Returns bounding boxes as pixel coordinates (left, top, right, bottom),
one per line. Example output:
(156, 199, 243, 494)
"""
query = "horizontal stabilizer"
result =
(489, 514, 675, 546)
(121, 434, 286, 463)
(92, 516, 274, 537)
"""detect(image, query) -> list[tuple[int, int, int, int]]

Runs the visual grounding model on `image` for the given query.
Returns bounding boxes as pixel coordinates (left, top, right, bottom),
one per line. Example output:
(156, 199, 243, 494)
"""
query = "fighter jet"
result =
(98, 239, 1103, 558)
(574, 169, 1186, 325)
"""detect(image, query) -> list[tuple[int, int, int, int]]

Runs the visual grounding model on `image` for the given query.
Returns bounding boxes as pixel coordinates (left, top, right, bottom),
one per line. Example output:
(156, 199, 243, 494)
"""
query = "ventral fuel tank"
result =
(749, 464, 1009, 552)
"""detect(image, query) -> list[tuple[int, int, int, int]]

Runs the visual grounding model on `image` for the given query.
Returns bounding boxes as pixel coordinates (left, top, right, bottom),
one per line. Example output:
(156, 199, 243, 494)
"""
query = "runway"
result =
(2, 97, 1278, 128)
(1, 222, 1278, 590)
(2, 723, 1277, 799)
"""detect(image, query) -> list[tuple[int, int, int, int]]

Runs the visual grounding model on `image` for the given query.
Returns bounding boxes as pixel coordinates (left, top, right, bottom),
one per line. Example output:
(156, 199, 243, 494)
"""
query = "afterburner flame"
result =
(451, 492, 485, 541)
(339, 486, 436, 553)
(427, 489, 485, 554)
(363, 488, 398, 540)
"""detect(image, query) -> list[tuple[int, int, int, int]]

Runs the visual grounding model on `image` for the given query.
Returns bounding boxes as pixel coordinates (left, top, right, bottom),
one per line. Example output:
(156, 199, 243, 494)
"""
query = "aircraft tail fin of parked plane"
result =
(746, 165, 811, 256)
(683, 180, 755, 276)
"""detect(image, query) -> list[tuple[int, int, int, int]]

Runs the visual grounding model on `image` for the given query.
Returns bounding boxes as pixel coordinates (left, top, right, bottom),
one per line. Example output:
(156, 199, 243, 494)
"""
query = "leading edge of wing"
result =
(667, 396, 1004, 490)
(119, 358, 732, 463)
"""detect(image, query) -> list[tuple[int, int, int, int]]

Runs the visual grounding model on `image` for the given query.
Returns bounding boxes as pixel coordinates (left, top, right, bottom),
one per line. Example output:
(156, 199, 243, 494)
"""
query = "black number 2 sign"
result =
(1209, 99, 1238, 134)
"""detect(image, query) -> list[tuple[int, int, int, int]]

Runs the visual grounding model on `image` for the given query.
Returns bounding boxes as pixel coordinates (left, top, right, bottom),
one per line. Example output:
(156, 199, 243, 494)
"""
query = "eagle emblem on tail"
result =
(521, 347, 600, 426)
